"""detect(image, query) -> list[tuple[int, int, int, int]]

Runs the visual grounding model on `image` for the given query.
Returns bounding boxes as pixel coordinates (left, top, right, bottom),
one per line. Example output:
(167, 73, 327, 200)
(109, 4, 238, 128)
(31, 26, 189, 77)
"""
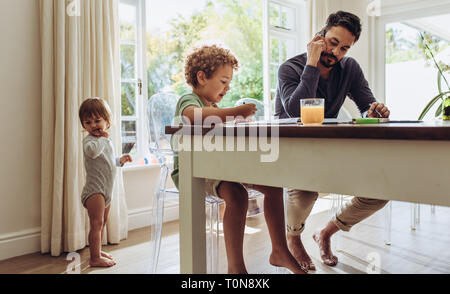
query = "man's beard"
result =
(320, 52, 339, 68)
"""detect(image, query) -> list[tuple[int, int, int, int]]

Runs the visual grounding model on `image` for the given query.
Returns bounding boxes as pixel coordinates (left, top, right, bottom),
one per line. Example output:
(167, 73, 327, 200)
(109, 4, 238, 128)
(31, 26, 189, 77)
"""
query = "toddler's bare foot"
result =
(101, 251, 114, 260)
(269, 249, 308, 274)
(312, 231, 338, 266)
(287, 234, 316, 271)
(90, 256, 116, 267)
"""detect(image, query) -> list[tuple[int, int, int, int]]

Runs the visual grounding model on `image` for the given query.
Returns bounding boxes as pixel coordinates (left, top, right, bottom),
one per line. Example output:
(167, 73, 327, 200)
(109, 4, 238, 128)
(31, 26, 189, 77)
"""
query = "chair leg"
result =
(384, 201, 392, 245)
(410, 203, 419, 231)
(206, 200, 212, 273)
(150, 164, 168, 274)
(330, 194, 343, 252)
(206, 198, 220, 274)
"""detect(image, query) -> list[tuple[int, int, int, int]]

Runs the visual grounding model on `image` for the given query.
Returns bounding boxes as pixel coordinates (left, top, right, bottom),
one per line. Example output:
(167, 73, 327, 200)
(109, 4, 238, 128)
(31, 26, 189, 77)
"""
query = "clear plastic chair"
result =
(332, 107, 393, 246)
(410, 203, 436, 230)
(147, 92, 179, 274)
(148, 92, 264, 274)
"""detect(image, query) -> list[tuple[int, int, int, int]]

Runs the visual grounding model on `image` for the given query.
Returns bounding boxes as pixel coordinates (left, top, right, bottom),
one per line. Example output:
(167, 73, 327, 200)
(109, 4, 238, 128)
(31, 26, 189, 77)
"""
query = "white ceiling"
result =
(404, 13, 450, 42)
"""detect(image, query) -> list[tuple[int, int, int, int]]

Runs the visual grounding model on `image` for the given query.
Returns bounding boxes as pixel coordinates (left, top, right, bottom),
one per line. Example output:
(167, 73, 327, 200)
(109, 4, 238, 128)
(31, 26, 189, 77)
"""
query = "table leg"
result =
(179, 149, 206, 273)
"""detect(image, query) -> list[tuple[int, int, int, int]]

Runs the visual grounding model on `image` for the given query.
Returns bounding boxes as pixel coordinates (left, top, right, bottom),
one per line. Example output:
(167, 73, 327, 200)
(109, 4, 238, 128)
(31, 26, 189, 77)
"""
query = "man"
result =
(274, 11, 390, 271)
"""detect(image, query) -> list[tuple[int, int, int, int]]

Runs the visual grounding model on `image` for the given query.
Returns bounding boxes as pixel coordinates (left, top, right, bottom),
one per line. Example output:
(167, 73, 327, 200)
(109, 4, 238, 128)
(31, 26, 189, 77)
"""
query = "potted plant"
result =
(417, 32, 450, 120)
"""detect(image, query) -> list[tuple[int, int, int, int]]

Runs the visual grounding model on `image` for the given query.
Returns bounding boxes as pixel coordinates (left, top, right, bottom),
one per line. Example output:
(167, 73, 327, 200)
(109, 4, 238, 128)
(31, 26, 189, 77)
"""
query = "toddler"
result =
(79, 98, 132, 267)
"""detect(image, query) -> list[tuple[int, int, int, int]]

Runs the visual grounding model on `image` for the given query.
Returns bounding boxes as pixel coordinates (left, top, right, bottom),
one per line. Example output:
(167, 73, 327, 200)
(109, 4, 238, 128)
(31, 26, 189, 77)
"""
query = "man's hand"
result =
(307, 34, 326, 67)
(120, 154, 133, 166)
(367, 102, 390, 118)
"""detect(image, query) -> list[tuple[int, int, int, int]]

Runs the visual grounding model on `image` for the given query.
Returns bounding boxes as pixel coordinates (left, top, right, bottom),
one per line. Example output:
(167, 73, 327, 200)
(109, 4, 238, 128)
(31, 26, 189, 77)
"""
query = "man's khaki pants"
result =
(286, 189, 389, 235)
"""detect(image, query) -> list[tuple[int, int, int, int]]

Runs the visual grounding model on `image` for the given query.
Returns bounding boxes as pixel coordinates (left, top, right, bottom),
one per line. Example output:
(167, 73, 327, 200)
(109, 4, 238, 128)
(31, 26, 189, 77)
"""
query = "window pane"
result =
(270, 89, 276, 101)
(270, 37, 280, 63)
(280, 6, 295, 30)
(120, 44, 136, 79)
(270, 64, 279, 90)
(121, 82, 136, 116)
(282, 38, 296, 61)
(121, 120, 137, 154)
(385, 17, 450, 120)
(269, 2, 280, 27)
(119, 0, 136, 41)
(280, 39, 288, 61)
(146, 0, 263, 108)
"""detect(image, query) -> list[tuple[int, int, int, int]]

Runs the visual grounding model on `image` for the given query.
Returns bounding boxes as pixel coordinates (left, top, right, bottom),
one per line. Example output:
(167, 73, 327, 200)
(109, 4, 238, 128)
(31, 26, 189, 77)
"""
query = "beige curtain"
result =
(40, 0, 127, 257)
(307, 0, 332, 39)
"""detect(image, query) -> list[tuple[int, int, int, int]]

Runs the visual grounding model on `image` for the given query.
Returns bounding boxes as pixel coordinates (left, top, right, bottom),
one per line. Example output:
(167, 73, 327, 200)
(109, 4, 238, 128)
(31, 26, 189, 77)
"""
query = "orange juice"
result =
(301, 106, 324, 125)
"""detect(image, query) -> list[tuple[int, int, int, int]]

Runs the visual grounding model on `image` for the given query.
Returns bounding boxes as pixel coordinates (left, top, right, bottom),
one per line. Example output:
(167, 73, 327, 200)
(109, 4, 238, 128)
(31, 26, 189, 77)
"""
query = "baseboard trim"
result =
(127, 203, 179, 231)
(0, 227, 41, 261)
(0, 204, 179, 261)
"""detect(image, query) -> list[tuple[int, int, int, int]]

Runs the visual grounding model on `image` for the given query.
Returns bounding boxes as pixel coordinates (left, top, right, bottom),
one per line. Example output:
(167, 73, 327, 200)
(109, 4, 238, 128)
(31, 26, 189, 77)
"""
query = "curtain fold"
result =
(307, 0, 332, 39)
(40, 0, 127, 257)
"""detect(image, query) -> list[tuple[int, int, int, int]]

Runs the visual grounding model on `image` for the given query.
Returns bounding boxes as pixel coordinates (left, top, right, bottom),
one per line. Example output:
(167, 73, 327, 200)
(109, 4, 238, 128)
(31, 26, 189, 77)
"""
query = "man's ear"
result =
(196, 71, 207, 86)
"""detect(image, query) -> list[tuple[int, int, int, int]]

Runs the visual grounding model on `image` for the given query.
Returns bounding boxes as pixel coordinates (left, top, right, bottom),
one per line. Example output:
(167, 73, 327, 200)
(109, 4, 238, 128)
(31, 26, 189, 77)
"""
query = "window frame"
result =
(119, 0, 149, 165)
(119, 0, 306, 159)
(370, 0, 450, 102)
(263, 0, 306, 119)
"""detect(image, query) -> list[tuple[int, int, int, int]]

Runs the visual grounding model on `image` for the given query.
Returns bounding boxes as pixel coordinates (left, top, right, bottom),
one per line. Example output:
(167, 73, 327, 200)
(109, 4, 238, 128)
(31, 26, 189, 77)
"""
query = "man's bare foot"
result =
(101, 251, 114, 260)
(90, 256, 116, 267)
(312, 231, 338, 266)
(269, 249, 308, 274)
(287, 234, 316, 271)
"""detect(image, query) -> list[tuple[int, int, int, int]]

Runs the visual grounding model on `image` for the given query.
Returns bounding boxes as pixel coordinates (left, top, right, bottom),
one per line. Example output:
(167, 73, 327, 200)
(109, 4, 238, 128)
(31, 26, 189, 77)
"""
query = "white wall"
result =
(124, 166, 178, 231)
(0, 0, 42, 259)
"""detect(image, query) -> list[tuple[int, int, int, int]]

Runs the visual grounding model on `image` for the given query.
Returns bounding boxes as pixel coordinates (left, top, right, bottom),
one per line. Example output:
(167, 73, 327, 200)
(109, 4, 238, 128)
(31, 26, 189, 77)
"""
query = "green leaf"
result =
(418, 91, 450, 120)
(438, 70, 443, 94)
(435, 101, 443, 117)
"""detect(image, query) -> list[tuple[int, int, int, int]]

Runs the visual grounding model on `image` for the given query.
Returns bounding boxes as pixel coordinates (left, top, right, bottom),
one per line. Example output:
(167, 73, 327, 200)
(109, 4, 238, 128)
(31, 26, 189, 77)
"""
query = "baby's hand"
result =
(120, 154, 133, 166)
(96, 129, 109, 138)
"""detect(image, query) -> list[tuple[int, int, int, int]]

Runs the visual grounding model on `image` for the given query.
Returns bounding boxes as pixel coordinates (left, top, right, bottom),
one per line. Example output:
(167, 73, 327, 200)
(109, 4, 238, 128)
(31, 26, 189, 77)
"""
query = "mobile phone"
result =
(316, 29, 326, 37)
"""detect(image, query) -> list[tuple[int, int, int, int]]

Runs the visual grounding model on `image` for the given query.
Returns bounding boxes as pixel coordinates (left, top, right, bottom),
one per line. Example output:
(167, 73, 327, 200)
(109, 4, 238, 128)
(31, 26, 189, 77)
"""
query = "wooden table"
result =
(166, 121, 450, 274)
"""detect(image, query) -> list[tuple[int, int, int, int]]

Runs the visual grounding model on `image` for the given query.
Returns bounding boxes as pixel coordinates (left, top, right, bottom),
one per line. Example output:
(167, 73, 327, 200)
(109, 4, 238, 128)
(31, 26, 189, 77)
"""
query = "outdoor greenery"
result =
(417, 32, 450, 120)
(121, 0, 264, 110)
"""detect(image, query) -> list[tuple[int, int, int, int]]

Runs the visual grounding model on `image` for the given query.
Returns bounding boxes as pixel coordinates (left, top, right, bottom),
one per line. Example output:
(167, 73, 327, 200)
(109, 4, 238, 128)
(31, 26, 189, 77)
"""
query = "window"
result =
(371, 0, 450, 120)
(119, 0, 305, 165)
(119, 0, 149, 165)
(263, 0, 304, 118)
(385, 18, 450, 119)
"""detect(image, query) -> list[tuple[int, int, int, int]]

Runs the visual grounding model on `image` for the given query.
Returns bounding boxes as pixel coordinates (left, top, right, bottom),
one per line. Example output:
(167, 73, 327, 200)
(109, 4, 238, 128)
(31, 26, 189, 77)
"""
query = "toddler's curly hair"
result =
(184, 45, 239, 88)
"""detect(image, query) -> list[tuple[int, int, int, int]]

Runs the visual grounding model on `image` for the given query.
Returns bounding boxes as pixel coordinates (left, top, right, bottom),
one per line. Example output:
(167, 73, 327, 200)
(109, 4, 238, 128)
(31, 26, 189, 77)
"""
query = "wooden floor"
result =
(1, 199, 449, 274)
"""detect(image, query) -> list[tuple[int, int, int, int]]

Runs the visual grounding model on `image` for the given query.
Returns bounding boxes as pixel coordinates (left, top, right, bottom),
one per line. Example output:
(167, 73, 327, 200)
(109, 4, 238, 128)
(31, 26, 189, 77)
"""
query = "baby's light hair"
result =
(184, 44, 239, 88)
(79, 98, 112, 129)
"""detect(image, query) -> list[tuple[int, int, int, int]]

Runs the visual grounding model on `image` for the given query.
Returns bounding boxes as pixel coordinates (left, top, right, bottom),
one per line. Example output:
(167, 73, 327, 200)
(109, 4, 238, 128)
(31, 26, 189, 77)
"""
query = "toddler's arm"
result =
(84, 136, 107, 159)
(182, 104, 256, 124)
(116, 154, 133, 167)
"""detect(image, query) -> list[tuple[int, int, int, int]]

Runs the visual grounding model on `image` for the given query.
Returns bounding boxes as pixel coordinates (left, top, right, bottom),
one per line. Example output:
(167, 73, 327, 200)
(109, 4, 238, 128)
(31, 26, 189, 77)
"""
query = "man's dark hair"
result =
(324, 11, 362, 42)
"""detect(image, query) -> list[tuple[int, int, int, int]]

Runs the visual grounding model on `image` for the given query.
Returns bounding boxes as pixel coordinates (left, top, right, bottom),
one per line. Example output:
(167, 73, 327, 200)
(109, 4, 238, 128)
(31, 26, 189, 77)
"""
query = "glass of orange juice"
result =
(300, 98, 325, 125)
